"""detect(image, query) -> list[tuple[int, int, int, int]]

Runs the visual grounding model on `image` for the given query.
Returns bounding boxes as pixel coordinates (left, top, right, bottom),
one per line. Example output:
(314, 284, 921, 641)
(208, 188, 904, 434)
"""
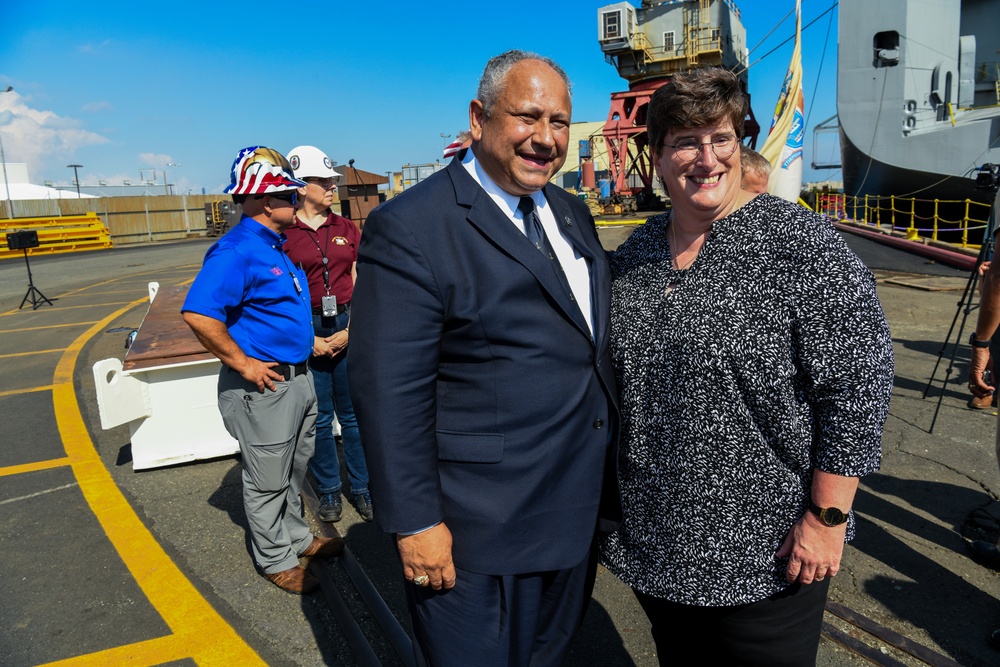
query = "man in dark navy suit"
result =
(348, 50, 619, 666)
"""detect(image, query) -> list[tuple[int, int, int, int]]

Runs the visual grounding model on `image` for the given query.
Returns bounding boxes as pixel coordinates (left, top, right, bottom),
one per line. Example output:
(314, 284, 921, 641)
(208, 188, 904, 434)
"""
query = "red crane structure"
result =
(597, 0, 760, 210)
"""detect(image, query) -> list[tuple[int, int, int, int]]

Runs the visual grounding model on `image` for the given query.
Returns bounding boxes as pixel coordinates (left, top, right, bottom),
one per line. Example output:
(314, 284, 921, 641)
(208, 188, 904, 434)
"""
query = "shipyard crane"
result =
(597, 0, 760, 210)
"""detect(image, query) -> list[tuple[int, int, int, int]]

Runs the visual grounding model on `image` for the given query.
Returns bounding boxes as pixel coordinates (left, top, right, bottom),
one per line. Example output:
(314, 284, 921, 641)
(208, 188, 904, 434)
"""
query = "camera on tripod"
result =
(976, 163, 1000, 191)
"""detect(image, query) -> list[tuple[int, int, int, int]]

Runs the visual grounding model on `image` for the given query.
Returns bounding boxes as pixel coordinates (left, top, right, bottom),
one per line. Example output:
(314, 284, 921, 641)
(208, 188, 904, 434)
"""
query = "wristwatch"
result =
(970, 333, 992, 348)
(808, 500, 848, 527)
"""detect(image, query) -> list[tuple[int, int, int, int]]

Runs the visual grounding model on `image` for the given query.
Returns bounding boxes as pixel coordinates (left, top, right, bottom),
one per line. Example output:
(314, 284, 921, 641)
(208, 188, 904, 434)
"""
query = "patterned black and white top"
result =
(599, 194, 893, 606)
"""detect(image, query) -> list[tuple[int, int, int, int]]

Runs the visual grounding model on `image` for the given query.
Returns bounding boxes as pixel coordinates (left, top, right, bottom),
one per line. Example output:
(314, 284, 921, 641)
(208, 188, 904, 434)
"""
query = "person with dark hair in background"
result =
(349, 50, 620, 666)
(600, 68, 893, 666)
(284, 144, 372, 524)
(182, 146, 342, 595)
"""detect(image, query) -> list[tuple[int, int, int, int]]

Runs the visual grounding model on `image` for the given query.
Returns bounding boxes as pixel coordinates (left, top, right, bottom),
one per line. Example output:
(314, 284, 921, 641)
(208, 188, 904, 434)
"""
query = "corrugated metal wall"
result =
(4, 195, 229, 244)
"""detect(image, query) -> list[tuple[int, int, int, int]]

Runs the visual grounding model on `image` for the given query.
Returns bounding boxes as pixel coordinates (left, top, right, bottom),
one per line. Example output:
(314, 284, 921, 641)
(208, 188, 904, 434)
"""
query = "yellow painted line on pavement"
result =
(0, 348, 64, 359)
(0, 384, 55, 398)
(0, 457, 71, 477)
(37, 633, 196, 667)
(53, 289, 158, 297)
(595, 217, 647, 227)
(49, 296, 265, 666)
(0, 301, 135, 317)
(0, 321, 100, 333)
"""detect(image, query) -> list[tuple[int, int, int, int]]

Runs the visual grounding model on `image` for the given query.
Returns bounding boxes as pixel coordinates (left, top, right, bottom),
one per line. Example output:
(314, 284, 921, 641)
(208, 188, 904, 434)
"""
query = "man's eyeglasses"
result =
(662, 135, 739, 161)
(255, 191, 298, 206)
(306, 177, 338, 191)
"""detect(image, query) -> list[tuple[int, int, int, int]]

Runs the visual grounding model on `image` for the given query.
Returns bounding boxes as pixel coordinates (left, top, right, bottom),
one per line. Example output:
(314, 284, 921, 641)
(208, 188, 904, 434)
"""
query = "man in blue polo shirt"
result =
(182, 146, 342, 595)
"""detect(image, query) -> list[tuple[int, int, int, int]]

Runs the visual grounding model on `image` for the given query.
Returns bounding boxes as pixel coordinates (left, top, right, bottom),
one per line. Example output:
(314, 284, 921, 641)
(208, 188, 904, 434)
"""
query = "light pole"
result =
(440, 132, 451, 149)
(1, 86, 13, 218)
(67, 164, 83, 198)
(165, 162, 179, 195)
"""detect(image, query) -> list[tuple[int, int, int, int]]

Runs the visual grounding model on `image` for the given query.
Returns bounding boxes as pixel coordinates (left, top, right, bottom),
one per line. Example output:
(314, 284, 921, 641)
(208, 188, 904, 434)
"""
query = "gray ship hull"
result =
(837, 0, 1000, 208)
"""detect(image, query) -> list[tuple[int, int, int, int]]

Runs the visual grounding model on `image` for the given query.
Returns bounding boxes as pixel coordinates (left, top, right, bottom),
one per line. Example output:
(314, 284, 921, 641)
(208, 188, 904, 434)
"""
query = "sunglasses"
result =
(255, 191, 298, 206)
(306, 177, 338, 190)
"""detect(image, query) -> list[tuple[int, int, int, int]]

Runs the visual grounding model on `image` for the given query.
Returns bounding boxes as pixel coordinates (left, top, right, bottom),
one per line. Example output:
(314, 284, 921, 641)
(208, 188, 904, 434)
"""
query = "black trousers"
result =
(634, 578, 831, 667)
(406, 549, 597, 667)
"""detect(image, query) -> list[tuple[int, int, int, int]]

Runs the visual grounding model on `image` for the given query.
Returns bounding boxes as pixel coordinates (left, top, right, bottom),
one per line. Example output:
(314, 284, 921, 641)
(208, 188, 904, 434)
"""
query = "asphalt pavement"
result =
(0, 224, 999, 666)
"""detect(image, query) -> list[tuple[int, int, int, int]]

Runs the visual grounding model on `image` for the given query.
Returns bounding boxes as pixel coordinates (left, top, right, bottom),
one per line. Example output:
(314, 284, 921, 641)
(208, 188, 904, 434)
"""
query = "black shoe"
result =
(991, 627, 1000, 651)
(353, 492, 374, 522)
(967, 539, 1000, 570)
(318, 493, 342, 522)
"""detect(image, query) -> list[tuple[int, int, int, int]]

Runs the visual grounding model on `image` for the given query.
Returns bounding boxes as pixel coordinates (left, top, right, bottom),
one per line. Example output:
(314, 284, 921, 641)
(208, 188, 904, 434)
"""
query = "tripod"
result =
(924, 184, 1000, 433)
(18, 248, 53, 310)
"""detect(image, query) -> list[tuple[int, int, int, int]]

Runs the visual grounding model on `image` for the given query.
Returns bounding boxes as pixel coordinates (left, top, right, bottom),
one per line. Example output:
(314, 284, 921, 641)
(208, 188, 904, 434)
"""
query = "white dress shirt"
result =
(462, 148, 594, 336)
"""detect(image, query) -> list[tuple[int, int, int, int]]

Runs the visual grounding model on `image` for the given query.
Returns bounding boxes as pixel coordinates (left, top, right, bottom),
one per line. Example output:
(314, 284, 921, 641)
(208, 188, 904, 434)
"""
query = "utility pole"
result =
(1, 86, 13, 217)
(67, 164, 83, 198)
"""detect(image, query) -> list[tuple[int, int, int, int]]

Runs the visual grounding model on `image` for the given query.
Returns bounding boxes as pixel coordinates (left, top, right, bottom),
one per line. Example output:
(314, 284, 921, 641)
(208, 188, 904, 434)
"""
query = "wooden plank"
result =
(123, 284, 215, 372)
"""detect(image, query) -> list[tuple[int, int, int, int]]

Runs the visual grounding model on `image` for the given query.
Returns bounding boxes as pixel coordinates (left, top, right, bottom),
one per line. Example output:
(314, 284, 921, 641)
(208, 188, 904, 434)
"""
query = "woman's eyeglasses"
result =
(663, 136, 739, 161)
(306, 178, 338, 191)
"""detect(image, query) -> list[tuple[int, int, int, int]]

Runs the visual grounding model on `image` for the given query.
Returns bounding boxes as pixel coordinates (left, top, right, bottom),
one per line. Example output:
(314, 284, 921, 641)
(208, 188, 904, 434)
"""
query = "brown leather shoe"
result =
(300, 535, 344, 558)
(970, 393, 995, 409)
(265, 565, 319, 594)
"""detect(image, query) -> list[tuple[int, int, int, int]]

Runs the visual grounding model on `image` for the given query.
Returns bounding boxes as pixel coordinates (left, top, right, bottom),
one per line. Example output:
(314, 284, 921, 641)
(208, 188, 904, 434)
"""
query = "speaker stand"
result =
(18, 249, 53, 310)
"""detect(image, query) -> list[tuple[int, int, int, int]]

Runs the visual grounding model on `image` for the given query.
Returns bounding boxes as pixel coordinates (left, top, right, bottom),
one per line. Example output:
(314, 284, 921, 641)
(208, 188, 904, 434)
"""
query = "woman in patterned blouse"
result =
(599, 67, 893, 665)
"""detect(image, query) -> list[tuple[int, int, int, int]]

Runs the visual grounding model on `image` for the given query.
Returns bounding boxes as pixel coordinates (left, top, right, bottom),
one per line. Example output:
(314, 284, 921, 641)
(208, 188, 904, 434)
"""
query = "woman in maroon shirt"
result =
(283, 145, 371, 522)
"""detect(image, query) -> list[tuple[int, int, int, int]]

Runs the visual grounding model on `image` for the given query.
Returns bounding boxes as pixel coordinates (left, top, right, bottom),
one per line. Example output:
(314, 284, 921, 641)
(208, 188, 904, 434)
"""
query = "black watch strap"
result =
(970, 333, 993, 348)
(808, 500, 848, 527)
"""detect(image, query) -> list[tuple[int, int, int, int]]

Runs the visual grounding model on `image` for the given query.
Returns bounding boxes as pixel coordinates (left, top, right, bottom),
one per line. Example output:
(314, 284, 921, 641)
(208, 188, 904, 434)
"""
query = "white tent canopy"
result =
(0, 163, 96, 199)
(0, 181, 96, 200)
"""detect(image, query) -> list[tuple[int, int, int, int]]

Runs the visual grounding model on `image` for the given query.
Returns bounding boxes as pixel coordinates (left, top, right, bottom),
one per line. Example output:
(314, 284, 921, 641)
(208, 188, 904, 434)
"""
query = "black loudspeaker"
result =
(7, 230, 40, 250)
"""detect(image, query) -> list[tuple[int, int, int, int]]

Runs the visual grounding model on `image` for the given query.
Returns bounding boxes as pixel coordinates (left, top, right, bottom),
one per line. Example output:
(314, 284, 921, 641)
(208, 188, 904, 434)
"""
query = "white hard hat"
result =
(287, 145, 342, 179)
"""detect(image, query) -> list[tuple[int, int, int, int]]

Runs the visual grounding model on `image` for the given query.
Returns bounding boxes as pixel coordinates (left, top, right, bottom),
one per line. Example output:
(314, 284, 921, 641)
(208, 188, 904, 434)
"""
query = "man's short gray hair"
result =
(741, 147, 772, 177)
(477, 50, 571, 117)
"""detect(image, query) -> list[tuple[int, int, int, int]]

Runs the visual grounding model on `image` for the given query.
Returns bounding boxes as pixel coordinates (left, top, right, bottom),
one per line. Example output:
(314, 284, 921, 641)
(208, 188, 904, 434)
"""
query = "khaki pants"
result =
(218, 368, 317, 573)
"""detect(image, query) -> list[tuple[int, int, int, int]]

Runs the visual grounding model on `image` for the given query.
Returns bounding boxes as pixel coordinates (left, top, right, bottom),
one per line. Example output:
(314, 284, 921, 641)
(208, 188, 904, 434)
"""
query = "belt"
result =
(312, 301, 350, 316)
(228, 362, 308, 379)
(271, 362, 308, 379)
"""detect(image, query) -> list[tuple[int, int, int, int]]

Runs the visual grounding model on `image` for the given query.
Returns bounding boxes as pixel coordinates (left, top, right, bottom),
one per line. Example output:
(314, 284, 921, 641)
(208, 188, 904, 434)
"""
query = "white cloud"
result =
(0, 90, 109, 178)
(138, 152, 175, 168)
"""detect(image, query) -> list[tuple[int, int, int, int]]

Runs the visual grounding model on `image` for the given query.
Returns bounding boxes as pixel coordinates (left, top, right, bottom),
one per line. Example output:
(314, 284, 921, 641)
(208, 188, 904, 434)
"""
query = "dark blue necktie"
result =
(518, 196, 555, 259)
(518, 195, 582, 310)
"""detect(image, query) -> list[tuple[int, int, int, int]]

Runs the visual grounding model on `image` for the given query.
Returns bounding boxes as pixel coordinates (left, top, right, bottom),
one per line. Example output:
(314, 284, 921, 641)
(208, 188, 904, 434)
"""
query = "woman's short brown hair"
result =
(647, 67, 748, 157)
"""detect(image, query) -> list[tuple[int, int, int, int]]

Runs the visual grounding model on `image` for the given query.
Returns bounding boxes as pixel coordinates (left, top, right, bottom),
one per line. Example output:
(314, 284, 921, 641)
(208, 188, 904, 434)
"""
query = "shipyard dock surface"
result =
(0, 226, 998, 667)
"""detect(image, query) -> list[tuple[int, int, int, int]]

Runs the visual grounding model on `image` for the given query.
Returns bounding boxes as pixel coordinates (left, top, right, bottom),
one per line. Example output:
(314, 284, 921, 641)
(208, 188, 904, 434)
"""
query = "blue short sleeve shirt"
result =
(182, 217, 313, 363)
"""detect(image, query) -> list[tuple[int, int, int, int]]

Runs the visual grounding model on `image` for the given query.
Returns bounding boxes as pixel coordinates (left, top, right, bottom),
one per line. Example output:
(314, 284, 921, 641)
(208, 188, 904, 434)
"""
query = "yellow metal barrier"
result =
(0, 213, 112, 259)
(812, 191, 992, 250)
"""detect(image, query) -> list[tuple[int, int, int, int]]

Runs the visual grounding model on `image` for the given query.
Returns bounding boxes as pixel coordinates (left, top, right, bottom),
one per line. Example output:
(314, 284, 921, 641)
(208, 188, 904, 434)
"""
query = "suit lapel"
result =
(545, 185, 609, 348)
(448, 161, 592, 340)
(544, 185, 596, 263)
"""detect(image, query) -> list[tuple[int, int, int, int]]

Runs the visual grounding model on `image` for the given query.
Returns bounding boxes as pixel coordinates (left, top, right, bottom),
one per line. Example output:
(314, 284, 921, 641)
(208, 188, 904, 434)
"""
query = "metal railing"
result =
(0, 212, 112, 259)
(812, 191, 993, 249)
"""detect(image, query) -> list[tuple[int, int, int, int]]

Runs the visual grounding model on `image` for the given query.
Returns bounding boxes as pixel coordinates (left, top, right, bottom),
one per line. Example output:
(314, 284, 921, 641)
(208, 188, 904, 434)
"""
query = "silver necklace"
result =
(669, 223, 699, 271)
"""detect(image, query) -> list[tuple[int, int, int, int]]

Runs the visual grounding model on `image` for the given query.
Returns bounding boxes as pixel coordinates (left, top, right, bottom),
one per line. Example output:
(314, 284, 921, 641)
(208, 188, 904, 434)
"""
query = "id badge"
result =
(321, 295, 338, 317)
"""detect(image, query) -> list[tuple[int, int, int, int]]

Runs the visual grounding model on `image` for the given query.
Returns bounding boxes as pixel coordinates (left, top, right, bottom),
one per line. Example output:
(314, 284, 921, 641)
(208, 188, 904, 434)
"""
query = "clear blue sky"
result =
(0, 0, 840, 196)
